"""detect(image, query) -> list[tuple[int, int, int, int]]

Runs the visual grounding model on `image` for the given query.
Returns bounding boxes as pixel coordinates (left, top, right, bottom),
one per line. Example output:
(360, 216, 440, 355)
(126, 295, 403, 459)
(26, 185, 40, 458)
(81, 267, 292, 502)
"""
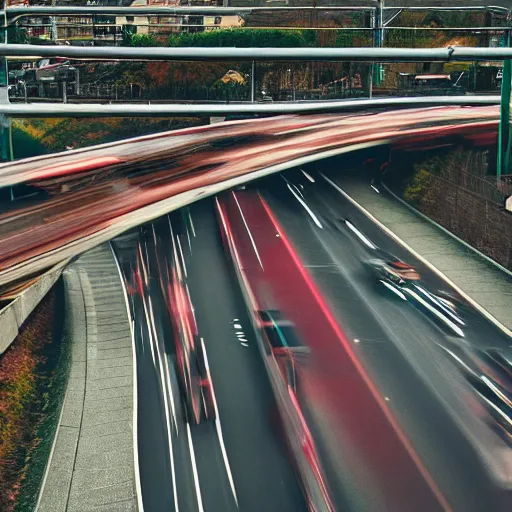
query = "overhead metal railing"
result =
(0, 96, 501, 118)
(3, 4, 510, 21)
(2, 5, 376, 24)
(3, 44, 512, 62)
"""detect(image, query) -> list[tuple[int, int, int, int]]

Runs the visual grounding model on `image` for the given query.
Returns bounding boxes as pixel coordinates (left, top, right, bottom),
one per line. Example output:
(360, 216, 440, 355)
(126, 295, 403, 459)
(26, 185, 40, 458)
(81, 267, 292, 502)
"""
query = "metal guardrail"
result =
(0, 96, 501, 117)
(3, 4, 510, 22)
(5, 44, 512, 62)
(4, 5, 376, 21)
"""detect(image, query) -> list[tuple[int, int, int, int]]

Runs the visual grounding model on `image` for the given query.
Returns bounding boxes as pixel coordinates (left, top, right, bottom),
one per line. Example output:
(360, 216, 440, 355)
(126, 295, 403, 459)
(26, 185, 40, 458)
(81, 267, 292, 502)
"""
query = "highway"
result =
(108, 166, 512, 511)
(112, 198, 306, 512)
(256, 168, 512, 511)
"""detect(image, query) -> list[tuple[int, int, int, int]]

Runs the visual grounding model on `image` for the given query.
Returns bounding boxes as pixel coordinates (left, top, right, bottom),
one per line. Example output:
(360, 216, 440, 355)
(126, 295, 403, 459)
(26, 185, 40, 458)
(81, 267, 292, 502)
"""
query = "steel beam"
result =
(0, 96, 500, 118)
(6, 44, 512, 62)
(0, 44, 456, 61)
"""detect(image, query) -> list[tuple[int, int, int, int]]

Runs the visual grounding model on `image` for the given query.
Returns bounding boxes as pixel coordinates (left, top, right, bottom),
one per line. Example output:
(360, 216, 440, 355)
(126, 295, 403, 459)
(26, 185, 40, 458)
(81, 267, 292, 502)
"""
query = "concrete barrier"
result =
(0, 259, 69, 355)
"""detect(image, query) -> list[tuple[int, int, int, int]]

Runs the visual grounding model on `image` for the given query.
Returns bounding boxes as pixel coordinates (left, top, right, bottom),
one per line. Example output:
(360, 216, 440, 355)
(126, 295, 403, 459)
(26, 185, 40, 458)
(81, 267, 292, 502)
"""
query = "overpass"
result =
(1, 9, 512, 512)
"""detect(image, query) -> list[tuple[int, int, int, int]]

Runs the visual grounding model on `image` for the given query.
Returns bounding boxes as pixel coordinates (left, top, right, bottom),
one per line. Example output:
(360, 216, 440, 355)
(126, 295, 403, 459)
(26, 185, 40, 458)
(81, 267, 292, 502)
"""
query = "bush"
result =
(130, 34, 158, 47)
(12, 127, 47, 160)
(167, 28, 313, 48)
(403, 168, 434, 206)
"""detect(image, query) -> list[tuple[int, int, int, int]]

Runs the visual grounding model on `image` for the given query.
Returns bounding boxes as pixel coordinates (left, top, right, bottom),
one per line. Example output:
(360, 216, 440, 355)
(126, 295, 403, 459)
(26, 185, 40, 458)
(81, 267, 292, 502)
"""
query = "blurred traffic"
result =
(106, 166, 511, 511)
(0, 105, 500, 295)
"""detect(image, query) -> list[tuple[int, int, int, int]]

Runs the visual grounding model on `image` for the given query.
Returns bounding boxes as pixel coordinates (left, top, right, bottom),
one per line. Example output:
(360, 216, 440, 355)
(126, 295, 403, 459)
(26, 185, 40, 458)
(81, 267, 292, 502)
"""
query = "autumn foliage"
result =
(0, 289, 64, 511)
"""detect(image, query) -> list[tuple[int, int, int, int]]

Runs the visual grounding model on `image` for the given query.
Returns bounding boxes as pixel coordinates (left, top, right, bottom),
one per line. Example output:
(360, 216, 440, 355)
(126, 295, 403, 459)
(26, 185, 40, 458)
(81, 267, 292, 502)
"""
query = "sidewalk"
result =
(37, 244, 138, 512)
(335, 176, 512, 334)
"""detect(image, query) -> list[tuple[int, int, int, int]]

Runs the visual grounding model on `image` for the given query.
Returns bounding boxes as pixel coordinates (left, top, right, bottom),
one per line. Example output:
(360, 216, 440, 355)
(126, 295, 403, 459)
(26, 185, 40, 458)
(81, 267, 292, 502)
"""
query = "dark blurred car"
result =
(443, 345, 512, 445)
(364, 256, 421, 285)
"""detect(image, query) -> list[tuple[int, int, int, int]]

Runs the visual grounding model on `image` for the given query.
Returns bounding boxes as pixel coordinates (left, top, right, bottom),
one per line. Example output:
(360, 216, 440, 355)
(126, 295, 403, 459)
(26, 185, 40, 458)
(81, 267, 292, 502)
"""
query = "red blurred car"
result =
(164, 246, 215, 425)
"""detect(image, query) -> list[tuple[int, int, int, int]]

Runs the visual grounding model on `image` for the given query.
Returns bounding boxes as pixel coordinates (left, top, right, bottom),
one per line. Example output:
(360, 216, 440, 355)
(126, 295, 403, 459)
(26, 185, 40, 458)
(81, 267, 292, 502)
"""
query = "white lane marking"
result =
(109, 243, 144, 512)
(302, 169, 316, 183)
(186, 423, 205, 512)
(188, 208, 196, 237)
(370, 184, 380, 194)
(481, 375, 511, 409)
(152, 223, 158, 247)
(138, 244, 149, 288)
(168, 216, 185, 282)
(144, 296, 180, 511)
(164, 355, 179, 435)
(321, 172, 512, 339)
(403, 287, 465, 338)
(143, 240, 151, 282)
(286, 182, 323, 229)
(200, 338, 239, 507)
(380, 279, 407, 301)
(413, 285, 465, 326)
(140, 294, 156, 367)
(147, 295, 179, 433)
(232, 191, 264, 270)
(234, 323, 242, 329)
(138, 317, 145, 354)
(186, 221, 193, 253)
(344, 219, 376, 250)
(176, 235, 188, 278)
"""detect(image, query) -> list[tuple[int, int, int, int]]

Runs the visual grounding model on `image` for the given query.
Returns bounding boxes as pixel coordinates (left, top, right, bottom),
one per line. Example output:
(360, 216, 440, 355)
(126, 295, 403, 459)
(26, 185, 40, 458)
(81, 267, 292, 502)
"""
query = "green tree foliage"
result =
(130, 34, 158, 47)
(167, 28, 314, 48)
(12, 127, 47, 160)
(403, 168, 434, 206)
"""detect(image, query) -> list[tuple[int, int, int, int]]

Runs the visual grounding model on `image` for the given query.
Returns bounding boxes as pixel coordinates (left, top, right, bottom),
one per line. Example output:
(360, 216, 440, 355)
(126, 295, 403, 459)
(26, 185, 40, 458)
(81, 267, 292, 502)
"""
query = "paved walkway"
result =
(336, 176, 512, 333)
(37, 244, 138, 512)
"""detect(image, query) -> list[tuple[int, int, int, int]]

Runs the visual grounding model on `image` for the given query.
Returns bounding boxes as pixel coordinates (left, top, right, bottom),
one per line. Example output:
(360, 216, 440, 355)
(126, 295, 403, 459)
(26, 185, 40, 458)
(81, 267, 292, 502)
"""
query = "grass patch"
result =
(0, 279, 70, 512)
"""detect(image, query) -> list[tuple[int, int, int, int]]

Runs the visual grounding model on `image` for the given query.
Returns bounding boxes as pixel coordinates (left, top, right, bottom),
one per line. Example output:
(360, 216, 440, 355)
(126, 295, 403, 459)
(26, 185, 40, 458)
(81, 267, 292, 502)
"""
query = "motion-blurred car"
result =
(364, 256, 421, 285)
(167, 262, 215, 425)
(442, 345, 512, 444)
(257, 310, 311, 392)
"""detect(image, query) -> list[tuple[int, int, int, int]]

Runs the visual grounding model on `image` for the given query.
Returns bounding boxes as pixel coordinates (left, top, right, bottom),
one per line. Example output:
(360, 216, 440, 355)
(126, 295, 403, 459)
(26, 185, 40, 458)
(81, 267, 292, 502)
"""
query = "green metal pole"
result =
(498, 29, 512, 182)
(0, 0, 13, 163)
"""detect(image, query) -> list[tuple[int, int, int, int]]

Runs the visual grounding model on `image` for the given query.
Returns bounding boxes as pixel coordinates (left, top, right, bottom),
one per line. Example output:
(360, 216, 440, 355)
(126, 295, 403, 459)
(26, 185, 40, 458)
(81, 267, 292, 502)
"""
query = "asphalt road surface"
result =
(110, 168, 511, 512)
(257, 168, 512, 512)
(113, 198, 306, 512)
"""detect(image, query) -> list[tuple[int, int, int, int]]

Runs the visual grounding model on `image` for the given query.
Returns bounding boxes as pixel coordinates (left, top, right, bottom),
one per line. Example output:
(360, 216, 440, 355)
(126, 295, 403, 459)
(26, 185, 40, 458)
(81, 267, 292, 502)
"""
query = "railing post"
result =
(251, 60, 255, 103)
